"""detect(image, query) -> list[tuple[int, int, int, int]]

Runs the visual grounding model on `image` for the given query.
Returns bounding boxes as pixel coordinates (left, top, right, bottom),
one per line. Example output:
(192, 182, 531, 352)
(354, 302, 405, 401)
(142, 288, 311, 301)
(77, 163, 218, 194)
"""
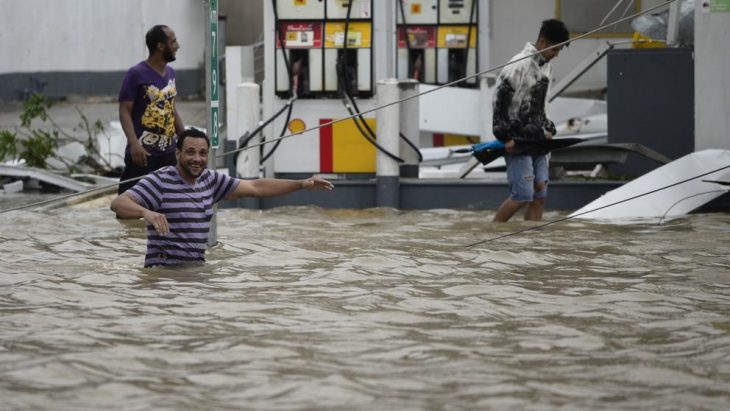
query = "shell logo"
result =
(288, 118, 306, 134)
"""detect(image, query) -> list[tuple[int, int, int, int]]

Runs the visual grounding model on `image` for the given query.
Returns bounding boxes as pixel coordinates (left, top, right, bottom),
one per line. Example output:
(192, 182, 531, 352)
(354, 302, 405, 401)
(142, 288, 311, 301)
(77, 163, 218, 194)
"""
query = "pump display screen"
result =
(278, 22, 323, 48)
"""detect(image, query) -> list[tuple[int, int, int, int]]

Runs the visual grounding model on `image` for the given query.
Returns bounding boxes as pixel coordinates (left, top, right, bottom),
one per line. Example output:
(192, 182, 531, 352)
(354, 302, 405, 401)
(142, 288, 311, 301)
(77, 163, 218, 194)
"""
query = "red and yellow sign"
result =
(397, 26, 436, 49)
(278, 22, 323, 48)
(319, 117, 377, 173)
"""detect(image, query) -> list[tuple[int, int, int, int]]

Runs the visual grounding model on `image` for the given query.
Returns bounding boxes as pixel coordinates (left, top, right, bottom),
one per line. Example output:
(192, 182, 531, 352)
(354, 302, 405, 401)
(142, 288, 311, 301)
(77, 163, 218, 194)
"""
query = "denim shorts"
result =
(505, 153, 549, 202)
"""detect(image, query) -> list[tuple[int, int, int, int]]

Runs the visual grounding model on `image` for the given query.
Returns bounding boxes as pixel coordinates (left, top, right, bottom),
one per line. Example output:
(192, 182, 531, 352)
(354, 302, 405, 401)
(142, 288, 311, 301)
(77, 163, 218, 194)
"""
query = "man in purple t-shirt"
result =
(110, 128, 334, 267)
(117, 25, 185, 194)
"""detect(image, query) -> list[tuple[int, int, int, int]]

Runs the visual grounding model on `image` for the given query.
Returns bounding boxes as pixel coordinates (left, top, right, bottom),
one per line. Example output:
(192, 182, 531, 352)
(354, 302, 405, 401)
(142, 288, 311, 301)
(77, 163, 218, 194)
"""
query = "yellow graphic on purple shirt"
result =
(140, 80, 177, 152)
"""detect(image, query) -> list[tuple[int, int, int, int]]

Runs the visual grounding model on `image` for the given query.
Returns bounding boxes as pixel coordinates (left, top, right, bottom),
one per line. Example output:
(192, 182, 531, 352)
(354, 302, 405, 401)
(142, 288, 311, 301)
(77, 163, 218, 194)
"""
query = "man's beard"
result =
(181, 162, 206, 179)
(163, 47, 176, 63)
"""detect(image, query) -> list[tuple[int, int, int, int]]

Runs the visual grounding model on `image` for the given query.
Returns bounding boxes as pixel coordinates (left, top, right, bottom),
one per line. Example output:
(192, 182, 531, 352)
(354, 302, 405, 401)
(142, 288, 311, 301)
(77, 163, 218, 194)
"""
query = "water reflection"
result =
(1, 203, 729, 409)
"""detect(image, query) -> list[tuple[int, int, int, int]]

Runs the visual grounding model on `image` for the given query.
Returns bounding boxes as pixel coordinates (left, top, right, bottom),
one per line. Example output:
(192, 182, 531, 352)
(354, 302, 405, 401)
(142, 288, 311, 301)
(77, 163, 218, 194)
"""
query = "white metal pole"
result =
(398, 79, 420, 176)
(236, 82, 261, 209)
(374, 0, 397, 81)
(478, 0, 492, 75)
(235, 83, 261, 179)
(262, 0, 276, 178)
(376, 78, 400, 208)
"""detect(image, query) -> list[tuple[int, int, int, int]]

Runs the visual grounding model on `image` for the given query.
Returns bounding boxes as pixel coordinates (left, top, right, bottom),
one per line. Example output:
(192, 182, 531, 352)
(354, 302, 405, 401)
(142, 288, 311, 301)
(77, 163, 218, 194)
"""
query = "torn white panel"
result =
(570, 149, 730, 221)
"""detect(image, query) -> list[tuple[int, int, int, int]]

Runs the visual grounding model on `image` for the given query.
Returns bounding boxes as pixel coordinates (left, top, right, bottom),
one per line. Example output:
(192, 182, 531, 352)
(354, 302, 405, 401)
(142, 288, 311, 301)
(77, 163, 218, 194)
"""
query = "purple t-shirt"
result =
(127, 166, 240, 267)
(118, 61, 179, 155)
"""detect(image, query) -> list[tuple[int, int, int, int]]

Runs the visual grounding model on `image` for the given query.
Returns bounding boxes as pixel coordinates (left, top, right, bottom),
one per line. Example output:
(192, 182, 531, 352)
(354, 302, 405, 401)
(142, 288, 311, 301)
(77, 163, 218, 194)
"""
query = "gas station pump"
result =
(275, 21, 324, 98)
(397, 0, 437, 83)
(326, 0, 371, 19)
(438, 0, 478, 85)
(324, 20, 372, 97)
(266, 0, 378, 175)
(397, 0, 477, 86)
(438, 22, 477, 85)
(275, 1, 372, 99)
(395, 0, 480, 149)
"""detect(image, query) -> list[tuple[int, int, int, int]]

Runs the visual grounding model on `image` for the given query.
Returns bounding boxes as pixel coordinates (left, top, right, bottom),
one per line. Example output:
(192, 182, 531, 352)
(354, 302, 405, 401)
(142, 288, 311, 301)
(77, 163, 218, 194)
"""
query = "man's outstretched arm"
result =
(225, 176, 333, 200)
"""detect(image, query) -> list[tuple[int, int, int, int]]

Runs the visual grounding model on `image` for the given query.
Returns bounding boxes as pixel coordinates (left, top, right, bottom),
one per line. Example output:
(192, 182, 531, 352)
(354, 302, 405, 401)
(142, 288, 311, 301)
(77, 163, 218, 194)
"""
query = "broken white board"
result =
(570, 149, 730, 221)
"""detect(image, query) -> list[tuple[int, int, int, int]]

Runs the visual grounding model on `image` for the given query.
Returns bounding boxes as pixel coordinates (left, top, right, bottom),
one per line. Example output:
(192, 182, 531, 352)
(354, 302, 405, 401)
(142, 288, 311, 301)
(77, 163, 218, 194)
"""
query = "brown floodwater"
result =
(1, 195, 729, 409)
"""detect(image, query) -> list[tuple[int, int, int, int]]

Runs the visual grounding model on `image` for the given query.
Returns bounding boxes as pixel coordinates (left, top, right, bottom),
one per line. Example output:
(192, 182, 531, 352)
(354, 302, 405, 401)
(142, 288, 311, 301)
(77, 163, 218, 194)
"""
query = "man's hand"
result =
(131, 141, 150, 167)
(142, 210, 169, 236)
(504, 139, 516, 154)
(545, 131, 554, 140)
(301, 176, 334, 191)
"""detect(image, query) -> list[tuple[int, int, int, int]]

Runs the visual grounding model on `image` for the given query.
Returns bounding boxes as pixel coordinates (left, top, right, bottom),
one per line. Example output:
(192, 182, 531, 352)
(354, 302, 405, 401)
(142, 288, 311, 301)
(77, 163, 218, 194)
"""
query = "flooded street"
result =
(1, 199, 729, 409)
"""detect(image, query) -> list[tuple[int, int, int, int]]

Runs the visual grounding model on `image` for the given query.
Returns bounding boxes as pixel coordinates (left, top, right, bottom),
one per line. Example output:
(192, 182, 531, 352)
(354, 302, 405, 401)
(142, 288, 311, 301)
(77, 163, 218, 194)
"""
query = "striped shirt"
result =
(127, 166, 239, 267)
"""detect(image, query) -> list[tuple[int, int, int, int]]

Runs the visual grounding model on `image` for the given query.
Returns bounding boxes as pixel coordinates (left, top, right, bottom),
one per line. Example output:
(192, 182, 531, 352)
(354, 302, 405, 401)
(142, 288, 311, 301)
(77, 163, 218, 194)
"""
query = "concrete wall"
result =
(694, 2, 730, 150)
(0, 0, 205, 101)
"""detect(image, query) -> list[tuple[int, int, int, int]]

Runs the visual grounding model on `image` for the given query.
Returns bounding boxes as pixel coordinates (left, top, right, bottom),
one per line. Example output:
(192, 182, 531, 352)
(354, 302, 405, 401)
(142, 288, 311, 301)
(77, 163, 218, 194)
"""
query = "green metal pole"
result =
(206, 0, 220, 247)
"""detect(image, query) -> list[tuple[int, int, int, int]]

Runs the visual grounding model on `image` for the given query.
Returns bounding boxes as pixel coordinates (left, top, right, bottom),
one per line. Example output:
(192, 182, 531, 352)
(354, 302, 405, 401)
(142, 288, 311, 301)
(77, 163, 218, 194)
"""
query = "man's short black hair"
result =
(177, 128, 210, 150)
(539, 19, 570, 46)
(146, 25, 169, 55)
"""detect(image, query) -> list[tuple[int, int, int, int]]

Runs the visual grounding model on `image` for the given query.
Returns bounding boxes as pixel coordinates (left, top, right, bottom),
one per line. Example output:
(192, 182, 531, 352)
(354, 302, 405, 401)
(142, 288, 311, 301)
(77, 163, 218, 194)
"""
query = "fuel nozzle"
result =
(291, 58, 304, 98)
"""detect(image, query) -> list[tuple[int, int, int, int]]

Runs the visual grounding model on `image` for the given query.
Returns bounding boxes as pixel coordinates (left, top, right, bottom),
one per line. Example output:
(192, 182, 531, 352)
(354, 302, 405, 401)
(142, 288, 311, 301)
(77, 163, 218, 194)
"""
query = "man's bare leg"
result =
(493, 198, 525, 222)
(524, 198, 545, 221)
(524, 181, 546, 221)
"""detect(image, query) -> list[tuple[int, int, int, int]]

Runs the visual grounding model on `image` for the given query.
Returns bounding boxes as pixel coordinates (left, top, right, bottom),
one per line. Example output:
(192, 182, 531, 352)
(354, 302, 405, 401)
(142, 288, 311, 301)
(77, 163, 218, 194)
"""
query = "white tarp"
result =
(570, 149, 730, 221)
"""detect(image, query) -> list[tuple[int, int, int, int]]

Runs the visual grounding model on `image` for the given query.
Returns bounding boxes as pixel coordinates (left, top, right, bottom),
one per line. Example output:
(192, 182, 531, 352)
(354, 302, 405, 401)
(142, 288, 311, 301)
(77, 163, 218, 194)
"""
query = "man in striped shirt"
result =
(111, 128, 334, 267)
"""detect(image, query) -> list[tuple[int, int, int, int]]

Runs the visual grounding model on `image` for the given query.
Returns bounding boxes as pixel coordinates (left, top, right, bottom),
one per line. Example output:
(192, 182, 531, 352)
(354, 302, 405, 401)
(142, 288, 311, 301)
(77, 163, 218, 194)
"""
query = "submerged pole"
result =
(376, 78, 400, 208)
(398, 79, 420, 178)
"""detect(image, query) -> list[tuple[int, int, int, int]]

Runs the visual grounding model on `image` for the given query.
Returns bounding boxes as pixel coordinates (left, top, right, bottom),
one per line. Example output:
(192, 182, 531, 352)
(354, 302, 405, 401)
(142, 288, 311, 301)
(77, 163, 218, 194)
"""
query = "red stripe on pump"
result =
(319, 119, 333, 173)
(433, 133, 444, 147)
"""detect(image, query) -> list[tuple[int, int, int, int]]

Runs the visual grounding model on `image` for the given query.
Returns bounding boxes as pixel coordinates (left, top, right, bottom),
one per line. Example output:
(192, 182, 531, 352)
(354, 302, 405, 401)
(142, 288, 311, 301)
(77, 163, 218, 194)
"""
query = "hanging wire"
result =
(336, 0, 412, 163)
(657, 189, 730, 224)
(259, 0, 297, 163)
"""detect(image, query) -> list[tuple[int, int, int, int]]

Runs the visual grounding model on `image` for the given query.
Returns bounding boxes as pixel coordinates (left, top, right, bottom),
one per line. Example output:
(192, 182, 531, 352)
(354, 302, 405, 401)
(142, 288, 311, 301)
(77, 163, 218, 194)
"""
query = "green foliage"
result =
(2, 93, 108, 171)
(20, 93, 52, 128)
(0, 93, 59, 168)
(0, 130, 18, 162)
(19, 129, 58, 168)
